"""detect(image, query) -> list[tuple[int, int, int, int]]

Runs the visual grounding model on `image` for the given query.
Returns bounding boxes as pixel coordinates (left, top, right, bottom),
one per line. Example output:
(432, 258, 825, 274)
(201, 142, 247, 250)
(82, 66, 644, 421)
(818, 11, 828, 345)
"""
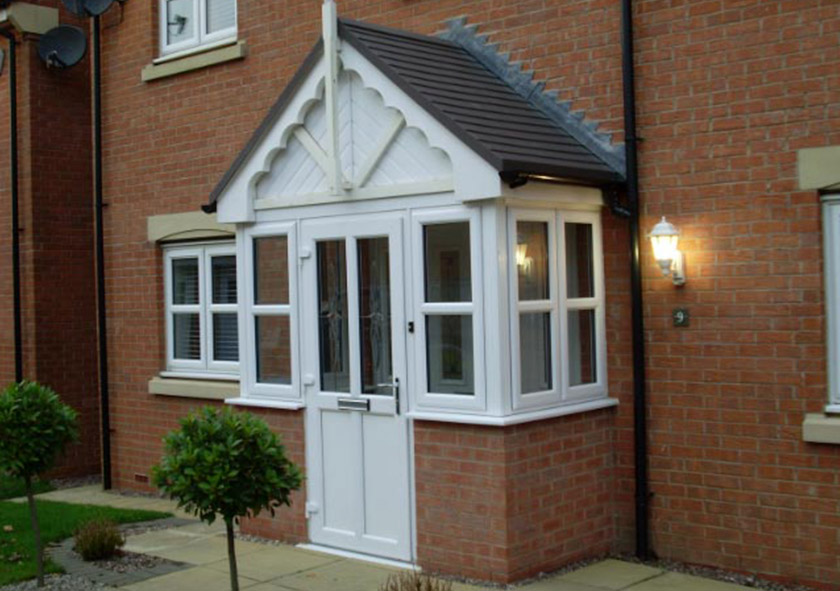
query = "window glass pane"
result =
(212, 256, 237, 304)
(520, 313, 551, 393)
(254, 236, 289, 305)
(255, 316, 291, 384)
(173, 313, 200, 360)
(424, 223, 471, 303)
(213, 313, 238, 362)
(206, 0, 236, 34)
(517, 221, 549, 301)
(318, 241, 350, 393)
(359, 238, 392, 395)
(426, 315, 473, 395)
(569, 309, 597, 386)
(172, 258, 199, 305)
(166, 0, 196, 46)
(566, 223, 594, 299)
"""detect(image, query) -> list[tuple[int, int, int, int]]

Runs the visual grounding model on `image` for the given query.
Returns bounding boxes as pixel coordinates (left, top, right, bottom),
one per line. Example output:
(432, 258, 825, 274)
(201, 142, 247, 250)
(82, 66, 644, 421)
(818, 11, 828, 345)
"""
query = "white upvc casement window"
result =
(412, 207, 486, 412)
(823, 196, 840, 413)
(160, 0, 237, 57)
(163, 242, 238, 378)
(239, 223, 300, 403)
(509, 209, 607, 410)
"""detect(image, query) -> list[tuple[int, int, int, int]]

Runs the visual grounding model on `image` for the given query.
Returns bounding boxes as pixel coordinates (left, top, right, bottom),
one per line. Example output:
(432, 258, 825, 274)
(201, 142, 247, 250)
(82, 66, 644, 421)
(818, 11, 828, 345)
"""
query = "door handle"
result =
(375, 377, 400, 415)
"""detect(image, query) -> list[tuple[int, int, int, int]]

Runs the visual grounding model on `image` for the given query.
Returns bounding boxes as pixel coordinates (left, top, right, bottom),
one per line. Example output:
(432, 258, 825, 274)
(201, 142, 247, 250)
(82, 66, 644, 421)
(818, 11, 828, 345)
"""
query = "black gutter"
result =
(92, 15, 111, 490)
(621, 0, 650, 560)
(0, 27, 21, 383)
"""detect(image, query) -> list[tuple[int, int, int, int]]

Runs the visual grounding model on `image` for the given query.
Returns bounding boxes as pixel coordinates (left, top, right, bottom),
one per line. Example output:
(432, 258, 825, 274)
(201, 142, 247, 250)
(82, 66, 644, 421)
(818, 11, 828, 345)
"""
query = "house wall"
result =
(0, 5, 100, 479)
(88, 0, 840, 588)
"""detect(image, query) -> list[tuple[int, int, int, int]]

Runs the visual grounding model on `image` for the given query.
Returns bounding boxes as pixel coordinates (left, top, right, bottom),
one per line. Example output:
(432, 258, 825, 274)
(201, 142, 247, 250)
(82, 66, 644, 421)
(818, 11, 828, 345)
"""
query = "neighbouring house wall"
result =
(0, 5, 99, 479)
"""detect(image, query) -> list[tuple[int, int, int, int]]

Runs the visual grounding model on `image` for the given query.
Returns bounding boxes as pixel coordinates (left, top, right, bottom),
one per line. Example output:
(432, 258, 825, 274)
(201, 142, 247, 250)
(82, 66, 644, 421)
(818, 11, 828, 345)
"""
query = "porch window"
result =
(160, 0, 237, 57)
(241, 223, 299, 402)
(413, 208, 485, 412)
(164, 242, 238, 377)
(510, 210, 606, 409)
(823, 196, 840, 412)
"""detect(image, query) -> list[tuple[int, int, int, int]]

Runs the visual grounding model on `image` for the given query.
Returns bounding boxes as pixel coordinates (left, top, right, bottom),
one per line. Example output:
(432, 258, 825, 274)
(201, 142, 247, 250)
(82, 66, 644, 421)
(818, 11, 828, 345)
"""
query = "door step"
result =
(296, 543, 417, 570)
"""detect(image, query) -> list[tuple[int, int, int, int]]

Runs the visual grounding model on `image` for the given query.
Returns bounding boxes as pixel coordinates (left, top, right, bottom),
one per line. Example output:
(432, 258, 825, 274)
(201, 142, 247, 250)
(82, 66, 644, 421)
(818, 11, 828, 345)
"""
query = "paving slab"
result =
(204, 545, 342, 582)
(125, 529, 265, 565)
(558, 560, 662, 590)
(268, 558, 401, 591)
(624, 572, 753, 591)
(519, 577, 611, 591)
(121, 565, 261, 591)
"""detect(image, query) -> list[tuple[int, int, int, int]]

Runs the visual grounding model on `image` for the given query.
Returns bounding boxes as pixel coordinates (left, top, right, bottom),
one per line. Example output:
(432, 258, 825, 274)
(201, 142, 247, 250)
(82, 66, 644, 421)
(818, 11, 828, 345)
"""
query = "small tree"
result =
(0, 381, 78, 587)
(152, 406, 302, 591)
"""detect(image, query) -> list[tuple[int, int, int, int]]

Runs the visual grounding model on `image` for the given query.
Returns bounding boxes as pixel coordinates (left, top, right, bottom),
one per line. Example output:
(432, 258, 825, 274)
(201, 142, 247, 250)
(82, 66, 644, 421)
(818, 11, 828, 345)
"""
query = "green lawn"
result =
(0, 476, 55, 501)
(0, 500, 171, 585)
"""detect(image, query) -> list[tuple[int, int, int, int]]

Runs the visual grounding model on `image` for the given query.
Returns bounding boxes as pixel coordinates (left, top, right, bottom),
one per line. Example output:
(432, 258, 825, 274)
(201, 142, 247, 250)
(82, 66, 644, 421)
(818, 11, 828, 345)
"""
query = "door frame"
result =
(299, 211, 416, 562)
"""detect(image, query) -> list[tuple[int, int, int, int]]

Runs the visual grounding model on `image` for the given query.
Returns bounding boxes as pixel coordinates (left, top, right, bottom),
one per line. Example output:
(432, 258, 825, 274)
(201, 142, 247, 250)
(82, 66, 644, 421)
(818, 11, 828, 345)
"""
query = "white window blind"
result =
(206, 0, 236, 34)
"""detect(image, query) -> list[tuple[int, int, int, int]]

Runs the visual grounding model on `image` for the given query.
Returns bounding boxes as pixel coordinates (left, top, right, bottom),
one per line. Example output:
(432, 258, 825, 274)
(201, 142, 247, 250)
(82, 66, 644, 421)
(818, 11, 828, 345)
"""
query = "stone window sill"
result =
(149, 376, 239, 400)
(802, 413, 840, 444)
(142, 41, 247, 83)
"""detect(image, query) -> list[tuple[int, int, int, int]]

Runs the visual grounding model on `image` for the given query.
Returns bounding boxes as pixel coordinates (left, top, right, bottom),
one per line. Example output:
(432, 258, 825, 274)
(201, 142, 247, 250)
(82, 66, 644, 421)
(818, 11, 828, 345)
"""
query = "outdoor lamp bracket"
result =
(649, 217, 686, 286)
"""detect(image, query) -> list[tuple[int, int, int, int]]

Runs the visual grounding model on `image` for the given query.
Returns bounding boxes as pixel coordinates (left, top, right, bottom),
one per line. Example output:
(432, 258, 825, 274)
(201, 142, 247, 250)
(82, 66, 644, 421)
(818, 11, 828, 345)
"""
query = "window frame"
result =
(823, 196, 840, 412)
(159, 0, 238, 58)
(240, 222, 300, 402)
(411, 207, 486, 412)
(508, 208, 607, 411)
(163, 241, 239, 378)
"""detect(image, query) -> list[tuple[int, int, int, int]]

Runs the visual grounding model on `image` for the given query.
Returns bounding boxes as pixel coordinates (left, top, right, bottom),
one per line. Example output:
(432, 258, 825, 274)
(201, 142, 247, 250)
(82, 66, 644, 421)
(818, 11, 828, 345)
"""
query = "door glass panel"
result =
(520, 312, 551, 393)
(172, 258, 199, 305)
(173, 313, 200, 360)
(516, 221, 549, 301)
(254, 236, 289, 305)
(569, 309, 597, 386)
(211, 256, 237, 304)
(255, 316, 291, 384)
(426, 315, 473, 395)
(358, 238, 392, 395)
(424, 223, 471, 302)
(566, 223, 594, 299)
(318, 241, 350, 393)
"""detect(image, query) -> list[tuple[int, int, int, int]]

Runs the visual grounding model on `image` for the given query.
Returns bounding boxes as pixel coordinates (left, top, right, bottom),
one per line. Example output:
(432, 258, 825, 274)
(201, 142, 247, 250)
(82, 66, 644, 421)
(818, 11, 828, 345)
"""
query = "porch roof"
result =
(207, 18, 624, 210)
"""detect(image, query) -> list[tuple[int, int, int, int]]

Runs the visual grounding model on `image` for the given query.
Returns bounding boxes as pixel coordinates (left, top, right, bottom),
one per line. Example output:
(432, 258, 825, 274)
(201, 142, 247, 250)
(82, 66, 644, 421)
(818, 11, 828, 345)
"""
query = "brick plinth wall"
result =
(415, 409, 615, 584)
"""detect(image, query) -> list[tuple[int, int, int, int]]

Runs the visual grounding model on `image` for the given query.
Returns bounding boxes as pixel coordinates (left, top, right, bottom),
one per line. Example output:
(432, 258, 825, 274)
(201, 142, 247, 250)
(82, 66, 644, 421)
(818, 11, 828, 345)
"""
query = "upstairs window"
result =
(164, 243, 238, 377)
(160, 0, 237, 57)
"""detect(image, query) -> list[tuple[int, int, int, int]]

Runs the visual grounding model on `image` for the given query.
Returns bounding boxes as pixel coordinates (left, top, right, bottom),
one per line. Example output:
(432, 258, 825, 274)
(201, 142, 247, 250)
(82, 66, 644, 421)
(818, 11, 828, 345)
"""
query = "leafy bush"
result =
(379, 571, 453, 591)
(0, 381, 78, 587)
(153, 406, 303, 591)
(74, 519, 125, 561)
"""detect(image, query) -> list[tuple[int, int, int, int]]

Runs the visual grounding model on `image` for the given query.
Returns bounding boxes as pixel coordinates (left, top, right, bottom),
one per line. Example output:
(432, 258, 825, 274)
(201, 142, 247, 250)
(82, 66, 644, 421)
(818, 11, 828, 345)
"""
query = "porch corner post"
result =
(621, 0, 651, 561)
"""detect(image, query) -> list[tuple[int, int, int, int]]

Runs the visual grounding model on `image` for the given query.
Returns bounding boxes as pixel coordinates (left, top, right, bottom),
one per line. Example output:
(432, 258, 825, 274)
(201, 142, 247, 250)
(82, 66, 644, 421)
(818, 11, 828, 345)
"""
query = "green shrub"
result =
(0, 381, 78, 587)
(74, 519, 125, 561)
(153, 406, 303, 591)
(379, 571, 453, 591)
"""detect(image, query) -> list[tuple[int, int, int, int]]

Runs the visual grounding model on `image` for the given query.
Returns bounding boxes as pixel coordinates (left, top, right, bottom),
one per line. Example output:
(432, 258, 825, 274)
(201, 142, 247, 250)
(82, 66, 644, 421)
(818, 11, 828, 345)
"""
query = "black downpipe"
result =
(0, 29, 21, 383)
(93, 16, 111, 490)
(621, 0, 650, 560)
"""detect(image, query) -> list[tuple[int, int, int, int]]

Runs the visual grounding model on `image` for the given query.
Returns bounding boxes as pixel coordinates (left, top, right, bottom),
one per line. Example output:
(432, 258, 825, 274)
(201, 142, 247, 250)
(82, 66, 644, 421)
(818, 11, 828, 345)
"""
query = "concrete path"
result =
(20, 486, 755, 591)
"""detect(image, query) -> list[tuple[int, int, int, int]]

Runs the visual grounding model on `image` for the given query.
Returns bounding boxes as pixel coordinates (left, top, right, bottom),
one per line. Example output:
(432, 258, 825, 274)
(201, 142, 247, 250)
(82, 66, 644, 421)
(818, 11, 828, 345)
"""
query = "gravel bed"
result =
(0, 574, 110, 591)
(84, 550, 173, 574)
(49, 476, 101, 491)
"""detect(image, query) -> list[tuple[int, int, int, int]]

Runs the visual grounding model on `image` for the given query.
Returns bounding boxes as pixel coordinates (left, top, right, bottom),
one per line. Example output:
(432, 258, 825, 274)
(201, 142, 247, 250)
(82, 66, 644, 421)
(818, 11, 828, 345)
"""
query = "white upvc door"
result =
(301, 213, 412, 562)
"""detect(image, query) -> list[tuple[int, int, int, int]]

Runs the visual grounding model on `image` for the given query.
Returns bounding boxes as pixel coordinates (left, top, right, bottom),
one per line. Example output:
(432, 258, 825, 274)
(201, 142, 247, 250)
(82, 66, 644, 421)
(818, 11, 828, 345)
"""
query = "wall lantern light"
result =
(649, 217, 686, 286)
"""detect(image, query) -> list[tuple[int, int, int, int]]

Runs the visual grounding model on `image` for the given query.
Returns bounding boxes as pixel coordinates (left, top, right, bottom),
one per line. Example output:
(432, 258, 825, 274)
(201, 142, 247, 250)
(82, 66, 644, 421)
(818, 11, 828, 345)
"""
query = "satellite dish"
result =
(38, 26, 87, 69)
(83, 0, 116, 16)
(61, 0, 87, 18)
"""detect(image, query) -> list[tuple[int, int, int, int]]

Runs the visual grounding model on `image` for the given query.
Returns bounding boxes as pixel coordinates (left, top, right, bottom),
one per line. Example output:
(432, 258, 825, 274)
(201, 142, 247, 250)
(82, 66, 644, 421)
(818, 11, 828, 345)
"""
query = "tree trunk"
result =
(225, 517, 239, 591)
(24, 475, 44, 587)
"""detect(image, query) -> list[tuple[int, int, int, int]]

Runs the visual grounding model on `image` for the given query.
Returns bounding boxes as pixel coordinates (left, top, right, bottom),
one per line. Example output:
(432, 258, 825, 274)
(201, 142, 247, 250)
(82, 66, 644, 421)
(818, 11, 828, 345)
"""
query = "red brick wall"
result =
(93, 0, 840, 588)
(415, 409, 615, 583)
